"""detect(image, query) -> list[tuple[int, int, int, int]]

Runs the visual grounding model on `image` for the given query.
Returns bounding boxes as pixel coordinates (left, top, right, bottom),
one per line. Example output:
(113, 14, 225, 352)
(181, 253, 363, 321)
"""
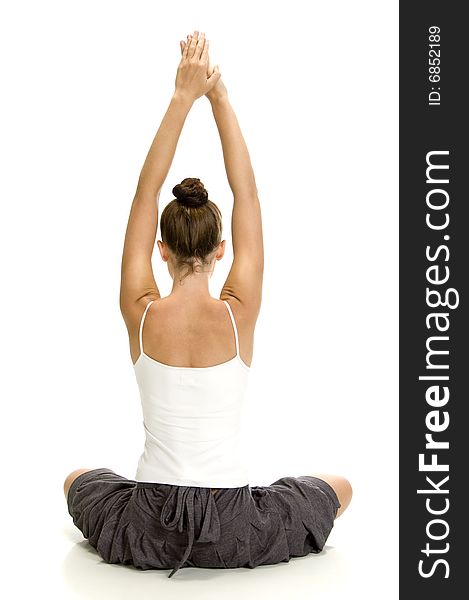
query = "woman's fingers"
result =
(200, 36, 209, 63)
(196, 32, 206, 61)
(206, 64, 221, 92)
(187, 30, 208, 61)
(207, 53, 213, 74)
(181, 31, 209, 63)
(188, 31, 199, 58)
(182, 35, 190, 59)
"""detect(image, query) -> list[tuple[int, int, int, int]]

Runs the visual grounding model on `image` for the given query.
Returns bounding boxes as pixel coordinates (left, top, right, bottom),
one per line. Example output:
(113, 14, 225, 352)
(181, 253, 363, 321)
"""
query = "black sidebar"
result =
(400, 2, 466, 597)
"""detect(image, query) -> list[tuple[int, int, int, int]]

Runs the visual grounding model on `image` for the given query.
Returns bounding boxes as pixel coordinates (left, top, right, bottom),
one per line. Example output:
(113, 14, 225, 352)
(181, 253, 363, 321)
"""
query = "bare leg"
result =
(63, 468, 95, 500)
(310, 473, 353, 518)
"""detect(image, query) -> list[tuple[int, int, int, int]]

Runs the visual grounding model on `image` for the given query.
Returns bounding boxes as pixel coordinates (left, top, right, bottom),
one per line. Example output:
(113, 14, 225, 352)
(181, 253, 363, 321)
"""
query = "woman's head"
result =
(158, 178, 225, 283)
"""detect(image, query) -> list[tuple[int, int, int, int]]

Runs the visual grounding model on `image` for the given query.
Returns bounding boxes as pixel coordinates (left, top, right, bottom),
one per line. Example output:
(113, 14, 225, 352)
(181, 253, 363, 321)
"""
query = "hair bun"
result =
(172, 177, 208, 208)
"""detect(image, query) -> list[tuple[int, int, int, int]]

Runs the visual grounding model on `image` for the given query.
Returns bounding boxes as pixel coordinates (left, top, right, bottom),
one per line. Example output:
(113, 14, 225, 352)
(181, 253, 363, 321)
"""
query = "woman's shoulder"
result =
(220, 294, 260, 328)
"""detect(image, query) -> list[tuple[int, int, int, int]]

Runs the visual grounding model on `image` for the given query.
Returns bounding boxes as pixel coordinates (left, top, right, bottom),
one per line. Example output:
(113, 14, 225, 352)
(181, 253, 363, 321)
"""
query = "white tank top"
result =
(133, 299, 251, 487)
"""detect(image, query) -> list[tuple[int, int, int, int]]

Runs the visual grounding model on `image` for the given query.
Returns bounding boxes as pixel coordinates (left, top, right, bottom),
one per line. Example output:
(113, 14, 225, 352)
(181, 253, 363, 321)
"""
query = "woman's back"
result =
(130, 296, 254, 369)
(132, 296, 252, 487)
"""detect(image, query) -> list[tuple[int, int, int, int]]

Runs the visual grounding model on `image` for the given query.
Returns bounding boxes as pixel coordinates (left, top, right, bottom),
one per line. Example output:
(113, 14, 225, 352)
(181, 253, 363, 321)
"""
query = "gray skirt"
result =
(66, 468, 341, 579)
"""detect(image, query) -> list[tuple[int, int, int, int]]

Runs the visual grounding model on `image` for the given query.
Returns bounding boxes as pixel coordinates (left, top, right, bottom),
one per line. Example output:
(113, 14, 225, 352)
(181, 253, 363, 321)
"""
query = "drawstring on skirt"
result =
(159, 486, 221, 578)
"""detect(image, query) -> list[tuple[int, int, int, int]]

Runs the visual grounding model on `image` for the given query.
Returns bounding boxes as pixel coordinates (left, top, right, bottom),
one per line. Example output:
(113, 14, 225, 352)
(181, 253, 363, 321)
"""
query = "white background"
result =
(0, 1, 398, 598)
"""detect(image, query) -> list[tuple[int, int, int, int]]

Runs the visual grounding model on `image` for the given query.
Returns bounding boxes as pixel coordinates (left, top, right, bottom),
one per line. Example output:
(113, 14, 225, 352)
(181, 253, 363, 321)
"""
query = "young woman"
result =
(64, 30, 352, 579)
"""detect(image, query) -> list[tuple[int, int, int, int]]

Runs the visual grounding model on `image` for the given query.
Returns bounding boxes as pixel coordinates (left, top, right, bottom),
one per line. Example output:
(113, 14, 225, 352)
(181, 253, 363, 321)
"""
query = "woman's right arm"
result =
(210, 91, 264, 319)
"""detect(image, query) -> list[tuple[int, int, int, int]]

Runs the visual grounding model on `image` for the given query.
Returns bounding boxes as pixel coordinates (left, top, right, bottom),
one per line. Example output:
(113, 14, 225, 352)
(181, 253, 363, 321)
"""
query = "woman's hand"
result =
(174, 31, 221, 103)
(179, 32, 228, 103)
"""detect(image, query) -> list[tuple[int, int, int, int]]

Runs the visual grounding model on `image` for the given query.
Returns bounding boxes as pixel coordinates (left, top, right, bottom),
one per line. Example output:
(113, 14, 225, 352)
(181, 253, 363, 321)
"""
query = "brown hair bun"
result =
(172, 177, 208, 208)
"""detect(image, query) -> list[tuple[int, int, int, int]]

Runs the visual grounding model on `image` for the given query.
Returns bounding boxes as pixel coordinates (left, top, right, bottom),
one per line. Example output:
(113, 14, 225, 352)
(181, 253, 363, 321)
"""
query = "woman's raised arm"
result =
(180, 37, 264, 316)
(120, 31, 220, 318)
(208, 77, 264, 319)
(183, 36, 263, 319)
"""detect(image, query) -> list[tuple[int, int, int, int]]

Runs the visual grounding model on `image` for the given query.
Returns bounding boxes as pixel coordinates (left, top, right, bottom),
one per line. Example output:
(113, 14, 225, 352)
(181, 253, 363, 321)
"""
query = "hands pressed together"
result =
(175, 30, 228, 104)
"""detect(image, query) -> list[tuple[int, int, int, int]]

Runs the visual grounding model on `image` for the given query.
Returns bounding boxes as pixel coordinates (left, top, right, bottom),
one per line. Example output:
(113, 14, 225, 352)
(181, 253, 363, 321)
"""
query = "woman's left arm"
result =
(120, 91, 193, 311)
(120, 31, 220, 316)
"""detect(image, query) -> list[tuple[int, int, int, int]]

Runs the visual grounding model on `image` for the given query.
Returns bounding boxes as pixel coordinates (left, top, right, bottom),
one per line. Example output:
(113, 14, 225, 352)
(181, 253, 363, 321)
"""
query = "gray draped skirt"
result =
(67, 468, 340, 578)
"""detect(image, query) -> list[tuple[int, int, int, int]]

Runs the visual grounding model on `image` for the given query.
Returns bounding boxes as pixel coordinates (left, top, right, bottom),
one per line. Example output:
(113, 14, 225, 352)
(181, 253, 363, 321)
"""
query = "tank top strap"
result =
(222, 300, 240, 357)
(139, 299, 155, 356)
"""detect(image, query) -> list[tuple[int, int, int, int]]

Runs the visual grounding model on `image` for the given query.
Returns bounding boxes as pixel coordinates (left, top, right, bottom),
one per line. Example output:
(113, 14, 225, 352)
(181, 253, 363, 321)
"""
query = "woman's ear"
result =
(215, 240, 226, 261)
(157, 240, 169, 262)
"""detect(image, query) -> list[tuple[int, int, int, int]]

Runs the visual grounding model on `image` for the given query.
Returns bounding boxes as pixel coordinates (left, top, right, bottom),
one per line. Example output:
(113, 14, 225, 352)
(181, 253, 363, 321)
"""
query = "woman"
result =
(64, 30, 352, 579)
